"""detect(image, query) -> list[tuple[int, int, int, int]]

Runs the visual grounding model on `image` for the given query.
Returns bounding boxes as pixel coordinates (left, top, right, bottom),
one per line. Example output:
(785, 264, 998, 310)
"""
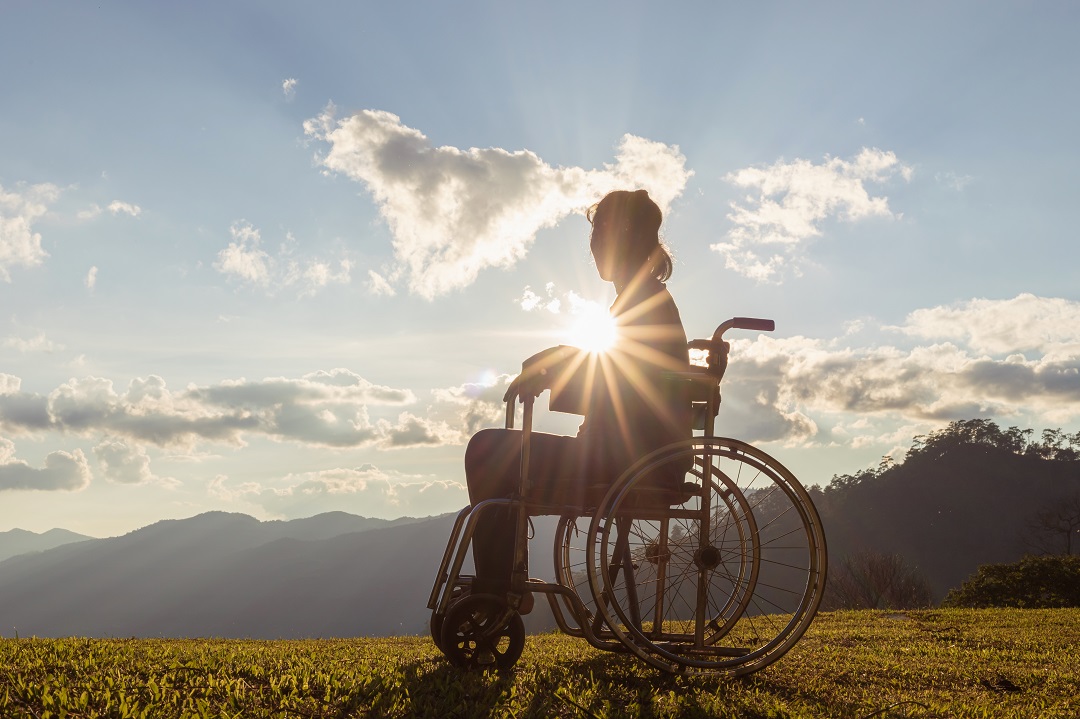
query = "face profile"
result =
(589, 214, 618, 283)
(587, 189, 670, 289)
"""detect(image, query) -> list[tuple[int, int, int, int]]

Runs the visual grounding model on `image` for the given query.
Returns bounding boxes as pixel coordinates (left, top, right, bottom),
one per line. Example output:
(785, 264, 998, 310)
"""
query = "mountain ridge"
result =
(0, 507, 563, 639)
(0, 527, 94, 563)
(2, 419, 1075, 637)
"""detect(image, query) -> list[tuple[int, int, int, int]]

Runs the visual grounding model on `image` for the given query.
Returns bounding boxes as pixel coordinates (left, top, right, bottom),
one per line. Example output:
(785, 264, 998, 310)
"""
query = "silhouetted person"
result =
(465, 189, 691, 600)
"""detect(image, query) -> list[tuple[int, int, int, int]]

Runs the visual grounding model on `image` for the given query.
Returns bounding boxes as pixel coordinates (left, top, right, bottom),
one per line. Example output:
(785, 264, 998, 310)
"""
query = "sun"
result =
(562, 302, 617, 354)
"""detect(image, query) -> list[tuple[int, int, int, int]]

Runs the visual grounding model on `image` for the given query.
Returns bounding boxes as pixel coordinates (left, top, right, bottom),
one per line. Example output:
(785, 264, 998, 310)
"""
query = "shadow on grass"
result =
(390, 648, 849, 719)
(379, 657, 518, 719)
(543, 652, 846, 719)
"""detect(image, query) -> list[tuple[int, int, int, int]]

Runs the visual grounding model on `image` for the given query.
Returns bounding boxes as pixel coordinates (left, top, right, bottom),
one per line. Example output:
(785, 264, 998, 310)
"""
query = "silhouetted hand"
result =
(502, 346, 581, 402)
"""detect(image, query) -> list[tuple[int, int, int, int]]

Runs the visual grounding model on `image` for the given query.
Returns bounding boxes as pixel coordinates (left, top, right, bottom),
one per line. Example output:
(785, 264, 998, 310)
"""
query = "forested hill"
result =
(813, 419, 1080, 601)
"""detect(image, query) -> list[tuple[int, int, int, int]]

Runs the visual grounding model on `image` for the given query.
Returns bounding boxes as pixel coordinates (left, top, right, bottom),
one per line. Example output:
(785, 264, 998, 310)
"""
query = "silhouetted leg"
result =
(464, 429, 587, 595)
(465, 429, 521, 595)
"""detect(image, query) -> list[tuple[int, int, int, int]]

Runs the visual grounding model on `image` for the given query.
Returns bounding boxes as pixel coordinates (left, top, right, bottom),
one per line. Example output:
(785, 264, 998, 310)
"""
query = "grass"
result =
(1, 608, 1077, 718)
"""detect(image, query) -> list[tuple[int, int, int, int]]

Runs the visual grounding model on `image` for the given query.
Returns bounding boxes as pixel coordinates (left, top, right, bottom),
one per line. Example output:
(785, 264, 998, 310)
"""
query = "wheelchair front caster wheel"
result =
(440, 593, 525, 671)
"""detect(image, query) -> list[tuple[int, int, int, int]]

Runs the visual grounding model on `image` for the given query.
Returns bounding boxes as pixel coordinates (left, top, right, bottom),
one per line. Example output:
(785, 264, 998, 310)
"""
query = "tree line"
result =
(817, 419, 1080, 611)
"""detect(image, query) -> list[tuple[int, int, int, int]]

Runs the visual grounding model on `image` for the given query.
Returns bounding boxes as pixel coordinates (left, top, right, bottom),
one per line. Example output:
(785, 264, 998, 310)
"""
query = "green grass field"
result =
(1, 608, 1077, 718)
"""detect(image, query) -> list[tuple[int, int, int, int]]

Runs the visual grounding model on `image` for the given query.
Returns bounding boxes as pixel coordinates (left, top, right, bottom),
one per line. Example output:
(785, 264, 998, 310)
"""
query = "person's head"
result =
(587, 189, 673, 287)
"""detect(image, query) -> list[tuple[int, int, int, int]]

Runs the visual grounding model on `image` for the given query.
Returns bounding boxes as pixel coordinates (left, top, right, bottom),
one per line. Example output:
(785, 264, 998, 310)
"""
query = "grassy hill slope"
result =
(2, 609, 1077, 718)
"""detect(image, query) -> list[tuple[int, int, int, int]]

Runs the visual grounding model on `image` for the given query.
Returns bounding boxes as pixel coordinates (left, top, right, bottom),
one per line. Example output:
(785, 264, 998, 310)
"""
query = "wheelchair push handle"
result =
(685, 318, 774, 385)
(688, 317, 774, 354)
(715, 317, 774, 338)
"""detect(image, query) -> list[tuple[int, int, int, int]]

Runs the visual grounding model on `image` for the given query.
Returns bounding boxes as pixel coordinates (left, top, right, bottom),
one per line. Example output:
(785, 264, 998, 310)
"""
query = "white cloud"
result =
(208, 474, 262, 501)
(86, 266, 98, 291)
(93, 437, 175, 486)
(107, 200, 142, 217)
(215, 221, 271, 286)
(0, 374, 20, 395)
(77, 200, 141, 221)
(517, 282, 562, 313)
(219, 464, 466, 519)
(0, 369, 437, 450)
(282, 77, 298, 101)
(77, 204, 104, 221)
(0, 438, 91, 492)
(304, 107, 692, 298)
(713, 148, 911, 281)
(519, 287, 542, 312)
(375, 412, 461, 449)
(366, 269, 396, 297)
(430, 376, 514, 437)
(718, 295, 1080, 445)
(0, 181, 60, 280)
(214, 221, 352, 296)
(892, 294, 1080, 357)
(3, 332, 63, 353)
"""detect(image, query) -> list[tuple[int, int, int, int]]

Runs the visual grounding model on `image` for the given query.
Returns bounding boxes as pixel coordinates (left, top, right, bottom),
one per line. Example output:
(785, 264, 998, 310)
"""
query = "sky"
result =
(2, 1, 1078, 537)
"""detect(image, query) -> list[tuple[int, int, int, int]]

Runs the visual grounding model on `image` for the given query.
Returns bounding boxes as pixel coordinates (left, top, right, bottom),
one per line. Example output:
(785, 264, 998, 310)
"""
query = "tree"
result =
(1027, 429, 1080, 461)
(943, 555, 1080, 608)
(822, 551, 933, 611)
(1023, 494, 1080, 556)
(906, 419, 1080, 461)
(907, 419, 1014, 460)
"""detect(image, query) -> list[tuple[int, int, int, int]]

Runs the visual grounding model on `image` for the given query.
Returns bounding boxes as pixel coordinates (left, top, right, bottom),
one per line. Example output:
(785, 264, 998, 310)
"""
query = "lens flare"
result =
(562, 302, 617, 353)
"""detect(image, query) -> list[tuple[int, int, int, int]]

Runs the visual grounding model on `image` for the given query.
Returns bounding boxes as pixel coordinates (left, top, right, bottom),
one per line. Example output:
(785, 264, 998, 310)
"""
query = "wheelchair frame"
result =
(427, 318, 827, 675)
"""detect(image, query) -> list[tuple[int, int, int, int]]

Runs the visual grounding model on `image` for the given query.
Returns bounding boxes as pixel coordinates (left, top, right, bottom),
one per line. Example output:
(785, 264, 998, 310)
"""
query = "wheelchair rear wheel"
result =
(586, 438, 827, 675)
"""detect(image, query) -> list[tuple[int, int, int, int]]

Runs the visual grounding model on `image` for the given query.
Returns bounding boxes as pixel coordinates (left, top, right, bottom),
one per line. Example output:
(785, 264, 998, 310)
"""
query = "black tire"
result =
(440, 593, 526, 672)
(429, 610, 446, 653)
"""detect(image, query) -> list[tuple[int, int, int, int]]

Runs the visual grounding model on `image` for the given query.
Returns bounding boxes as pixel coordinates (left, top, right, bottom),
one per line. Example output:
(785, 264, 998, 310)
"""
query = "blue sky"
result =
(2, 1, 1078, 536)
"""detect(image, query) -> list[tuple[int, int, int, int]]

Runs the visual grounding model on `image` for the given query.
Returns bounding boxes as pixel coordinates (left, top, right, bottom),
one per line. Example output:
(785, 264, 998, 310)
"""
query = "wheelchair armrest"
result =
(665, 368, 719, 402)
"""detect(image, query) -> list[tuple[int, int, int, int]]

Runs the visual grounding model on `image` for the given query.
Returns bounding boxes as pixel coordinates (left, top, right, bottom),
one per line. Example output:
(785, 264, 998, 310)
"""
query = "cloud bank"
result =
(0, 369, 454, 451)
(893, 294, 1080, 356)
(719, 294, 1080, 448)
(713, 148, 911, 281)
(0, 437, 91, 492)
(304, 108, 692, 298)
(3, 294, 1075, 494)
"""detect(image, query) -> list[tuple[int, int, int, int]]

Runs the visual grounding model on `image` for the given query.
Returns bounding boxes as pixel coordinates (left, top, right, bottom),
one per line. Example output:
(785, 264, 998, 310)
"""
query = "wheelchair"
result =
(427, 318, 827, 675)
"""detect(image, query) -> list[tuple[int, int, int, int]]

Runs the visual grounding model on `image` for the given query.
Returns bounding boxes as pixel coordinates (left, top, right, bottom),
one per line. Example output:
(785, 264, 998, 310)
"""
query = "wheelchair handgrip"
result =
(731, 317, 775, 332)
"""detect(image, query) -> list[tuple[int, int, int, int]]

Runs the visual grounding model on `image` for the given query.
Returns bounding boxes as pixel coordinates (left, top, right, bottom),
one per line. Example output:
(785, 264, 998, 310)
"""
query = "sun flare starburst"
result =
(563, 302, 617, 354)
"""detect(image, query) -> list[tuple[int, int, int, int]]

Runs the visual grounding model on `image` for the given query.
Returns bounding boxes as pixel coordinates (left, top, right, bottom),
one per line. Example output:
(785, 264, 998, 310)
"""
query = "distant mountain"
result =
(0, 527, 93, 563)
(816, 420, 1080, 601)
(0, 509, 560, 639)
(8, 419, 1071, 639)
